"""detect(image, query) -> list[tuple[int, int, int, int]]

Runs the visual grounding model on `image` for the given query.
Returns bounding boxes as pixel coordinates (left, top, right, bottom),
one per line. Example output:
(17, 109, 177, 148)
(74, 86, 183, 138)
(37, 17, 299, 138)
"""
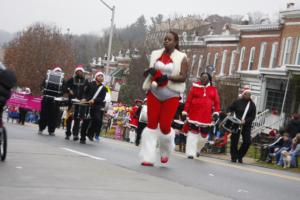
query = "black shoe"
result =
(187, 156, 194, 159)
(238, 158, 243, 164)
(65, 136, 70, 140)
(231, 159, 237, 163)
(87, 136, 94, 141)
(79, 140, 86, 144)
(196, 152, 200, 157)
(49, 132, 55, 136)
(73, 136, 79, 141)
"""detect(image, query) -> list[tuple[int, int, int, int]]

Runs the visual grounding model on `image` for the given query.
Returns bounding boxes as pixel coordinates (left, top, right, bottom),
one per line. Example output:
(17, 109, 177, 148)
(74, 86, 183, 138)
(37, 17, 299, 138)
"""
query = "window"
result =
(220, 50, 227, 75)
(213, 53, 219, 70)
(265, 90, 284, 114)
(258, 42, 267, 69)
(283, 37, 293, 65)
(238, 47, 245, 71)
(295, 38, 300, 65)
(269, 42, 278, 68)
(248, 47, 255, 70)
(197, 55, 203, 77)
(229, 50, 237, 75)
(206, 52, 211, 66)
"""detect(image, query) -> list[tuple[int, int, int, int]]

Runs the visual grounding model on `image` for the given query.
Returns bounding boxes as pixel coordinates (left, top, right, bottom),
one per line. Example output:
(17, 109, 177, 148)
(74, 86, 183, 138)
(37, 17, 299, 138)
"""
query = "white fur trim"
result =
(182, 111, 187, 116)
(192, 82, 211, 88)
(186, 131, 199, 157)
(139, 127, 158, 163)
(53, 67, 62, 72)
(187, 119, 214, 127)
(213, 112, 219, 116)
(95, 71, 104, 78)
(158, 129, 175, 158)
(129, 129, 136, 143)
(151, 81, 158, 88)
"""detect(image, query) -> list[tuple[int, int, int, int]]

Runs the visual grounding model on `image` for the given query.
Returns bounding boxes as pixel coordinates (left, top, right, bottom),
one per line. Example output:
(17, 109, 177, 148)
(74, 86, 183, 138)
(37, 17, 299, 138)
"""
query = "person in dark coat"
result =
(38, 67, 65, 136)
(227, 85, 256, 163)
(65, 65, 89, 141)
(285, 113, 300, 139)
(79, 71, 107, 144)
(0, 62, 17, 116)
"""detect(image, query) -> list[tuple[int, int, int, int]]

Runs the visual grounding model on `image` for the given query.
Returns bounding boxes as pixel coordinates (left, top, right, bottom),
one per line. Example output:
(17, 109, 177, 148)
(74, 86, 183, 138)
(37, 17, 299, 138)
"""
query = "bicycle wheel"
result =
(0, 127, 7, 161)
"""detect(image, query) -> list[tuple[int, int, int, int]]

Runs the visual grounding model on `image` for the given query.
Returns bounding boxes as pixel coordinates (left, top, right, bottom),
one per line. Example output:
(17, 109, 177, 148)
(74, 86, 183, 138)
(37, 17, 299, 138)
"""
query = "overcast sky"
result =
(0, 0, 298, 34)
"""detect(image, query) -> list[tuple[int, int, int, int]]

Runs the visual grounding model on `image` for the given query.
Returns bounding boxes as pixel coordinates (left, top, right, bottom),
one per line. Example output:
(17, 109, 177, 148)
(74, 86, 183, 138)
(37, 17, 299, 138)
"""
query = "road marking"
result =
(16, 166, 23, 169)
(209, 173, 215, 177)
(238, 189, 249, 193)
(61, 147, 106, 161)
(175, 153, 300, 182)
(95, 138, 300, 182)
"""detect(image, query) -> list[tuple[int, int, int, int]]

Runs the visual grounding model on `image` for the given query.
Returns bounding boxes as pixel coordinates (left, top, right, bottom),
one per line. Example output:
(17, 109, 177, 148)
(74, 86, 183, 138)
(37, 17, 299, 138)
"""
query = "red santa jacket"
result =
(183, 82, 220, 124)
(129, 105, 139, 128)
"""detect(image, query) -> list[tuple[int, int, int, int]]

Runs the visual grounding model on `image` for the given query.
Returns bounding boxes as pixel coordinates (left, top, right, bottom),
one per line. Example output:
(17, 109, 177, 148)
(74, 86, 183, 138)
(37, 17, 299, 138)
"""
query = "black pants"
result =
(230, 125, 252, 161)
(19, 108, 28, 125)
(135, 122, 147, 146)
(65, 105, 82, 138)
(80, 108, 103, 141)
(39, 97, 60, 133)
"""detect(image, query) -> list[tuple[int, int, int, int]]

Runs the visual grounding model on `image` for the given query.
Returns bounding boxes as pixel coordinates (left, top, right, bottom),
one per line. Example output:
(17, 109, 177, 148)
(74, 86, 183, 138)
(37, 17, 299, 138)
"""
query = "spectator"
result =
(285, 113, 300, 139)
(277, 133, 300, 168)
(267, 132, 292, 163)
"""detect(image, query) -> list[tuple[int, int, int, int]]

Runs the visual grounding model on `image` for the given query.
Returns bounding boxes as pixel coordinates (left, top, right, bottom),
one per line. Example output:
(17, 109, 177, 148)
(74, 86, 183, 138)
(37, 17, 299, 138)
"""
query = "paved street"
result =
(0, 122, 299, 200)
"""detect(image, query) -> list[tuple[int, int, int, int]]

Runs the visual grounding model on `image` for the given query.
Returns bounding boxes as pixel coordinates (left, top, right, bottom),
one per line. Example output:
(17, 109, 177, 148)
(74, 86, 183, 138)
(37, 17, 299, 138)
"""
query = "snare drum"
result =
(221, 116, 241, 133)
(54, 97, 69, 111)
(72, 102, 90, 120)
(43, 70, 64, 97)
(172, 119, 184, 130)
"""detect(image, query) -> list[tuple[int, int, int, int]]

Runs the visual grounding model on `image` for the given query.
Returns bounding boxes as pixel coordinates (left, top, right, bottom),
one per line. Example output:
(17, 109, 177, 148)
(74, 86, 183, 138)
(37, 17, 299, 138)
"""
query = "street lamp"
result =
(99, 0, 115, 75)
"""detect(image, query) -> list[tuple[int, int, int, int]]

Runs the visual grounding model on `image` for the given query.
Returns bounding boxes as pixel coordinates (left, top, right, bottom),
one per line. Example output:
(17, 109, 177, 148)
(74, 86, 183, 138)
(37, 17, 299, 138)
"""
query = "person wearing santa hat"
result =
(227, 85, 256, 163)
(182, 72, 220, 159)
(38, 66, 65, 136)
(140, 31, 188, 166)
(134, 98, 148, 146)
(65, 64, 89, 141)
(79, 71, 107, 144)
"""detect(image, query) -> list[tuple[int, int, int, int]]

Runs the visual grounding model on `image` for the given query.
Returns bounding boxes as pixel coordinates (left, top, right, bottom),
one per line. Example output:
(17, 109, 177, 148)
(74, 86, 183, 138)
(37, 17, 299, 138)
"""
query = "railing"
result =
(251, 109, 270, 137)
(251, 109, 285, 137)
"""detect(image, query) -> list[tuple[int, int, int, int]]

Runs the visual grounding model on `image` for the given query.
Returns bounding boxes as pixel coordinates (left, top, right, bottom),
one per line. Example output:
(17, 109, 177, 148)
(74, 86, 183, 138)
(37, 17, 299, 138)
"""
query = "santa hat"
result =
(241, 85, 251, 96)
(95, 71, 104, 78)
(135, 99, 143, 104)
(74, 64, 84, 73)
(53, 67, 62, 72)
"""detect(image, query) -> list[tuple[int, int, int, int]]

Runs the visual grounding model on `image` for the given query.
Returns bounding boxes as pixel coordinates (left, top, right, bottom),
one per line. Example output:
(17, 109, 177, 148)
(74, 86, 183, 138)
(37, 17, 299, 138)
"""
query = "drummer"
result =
(79, 71, 107, 144)
(65, 65, 89, 141)
(182, 72, 220, 159)
(227, 85, 256, 163)
(38, 66, 66, 136)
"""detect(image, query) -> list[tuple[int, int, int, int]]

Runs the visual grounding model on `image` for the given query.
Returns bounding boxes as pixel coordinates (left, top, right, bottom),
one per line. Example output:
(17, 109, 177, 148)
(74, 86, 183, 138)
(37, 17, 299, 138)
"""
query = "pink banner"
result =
(6, 92, 42, 111)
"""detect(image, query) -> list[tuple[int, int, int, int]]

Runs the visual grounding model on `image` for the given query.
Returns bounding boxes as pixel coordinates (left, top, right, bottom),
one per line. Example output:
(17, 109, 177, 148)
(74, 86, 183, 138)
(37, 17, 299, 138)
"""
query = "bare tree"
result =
(4, 23, 75, 94)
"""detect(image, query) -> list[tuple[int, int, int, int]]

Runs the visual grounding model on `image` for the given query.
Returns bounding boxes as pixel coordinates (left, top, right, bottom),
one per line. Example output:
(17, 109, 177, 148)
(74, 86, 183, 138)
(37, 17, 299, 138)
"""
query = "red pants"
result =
(147, 92, 179, 134)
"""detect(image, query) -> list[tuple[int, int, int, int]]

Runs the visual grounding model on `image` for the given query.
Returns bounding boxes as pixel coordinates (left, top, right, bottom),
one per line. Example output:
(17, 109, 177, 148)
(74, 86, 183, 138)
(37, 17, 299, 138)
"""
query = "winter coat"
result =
(183, 82, 220, 124)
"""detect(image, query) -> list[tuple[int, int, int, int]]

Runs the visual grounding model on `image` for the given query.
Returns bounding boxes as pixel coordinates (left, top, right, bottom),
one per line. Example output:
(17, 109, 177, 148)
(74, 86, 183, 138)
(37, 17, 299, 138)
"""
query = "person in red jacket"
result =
(129, 99, 143, 129)
(182, 72, 220, 159)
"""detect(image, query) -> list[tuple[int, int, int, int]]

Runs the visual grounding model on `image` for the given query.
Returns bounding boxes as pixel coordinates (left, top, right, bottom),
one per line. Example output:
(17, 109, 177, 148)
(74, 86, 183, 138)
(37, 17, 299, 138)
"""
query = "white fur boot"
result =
(158, 128, 175, 163)
(186, 131, 199, 158)
(139, 127, 158, 165)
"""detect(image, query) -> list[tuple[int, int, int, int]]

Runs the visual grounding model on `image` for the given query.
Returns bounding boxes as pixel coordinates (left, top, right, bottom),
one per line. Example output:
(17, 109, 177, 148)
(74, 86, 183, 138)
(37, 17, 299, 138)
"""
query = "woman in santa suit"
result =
(140, 31, 189, 166)
(182, 72, 220, 159)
